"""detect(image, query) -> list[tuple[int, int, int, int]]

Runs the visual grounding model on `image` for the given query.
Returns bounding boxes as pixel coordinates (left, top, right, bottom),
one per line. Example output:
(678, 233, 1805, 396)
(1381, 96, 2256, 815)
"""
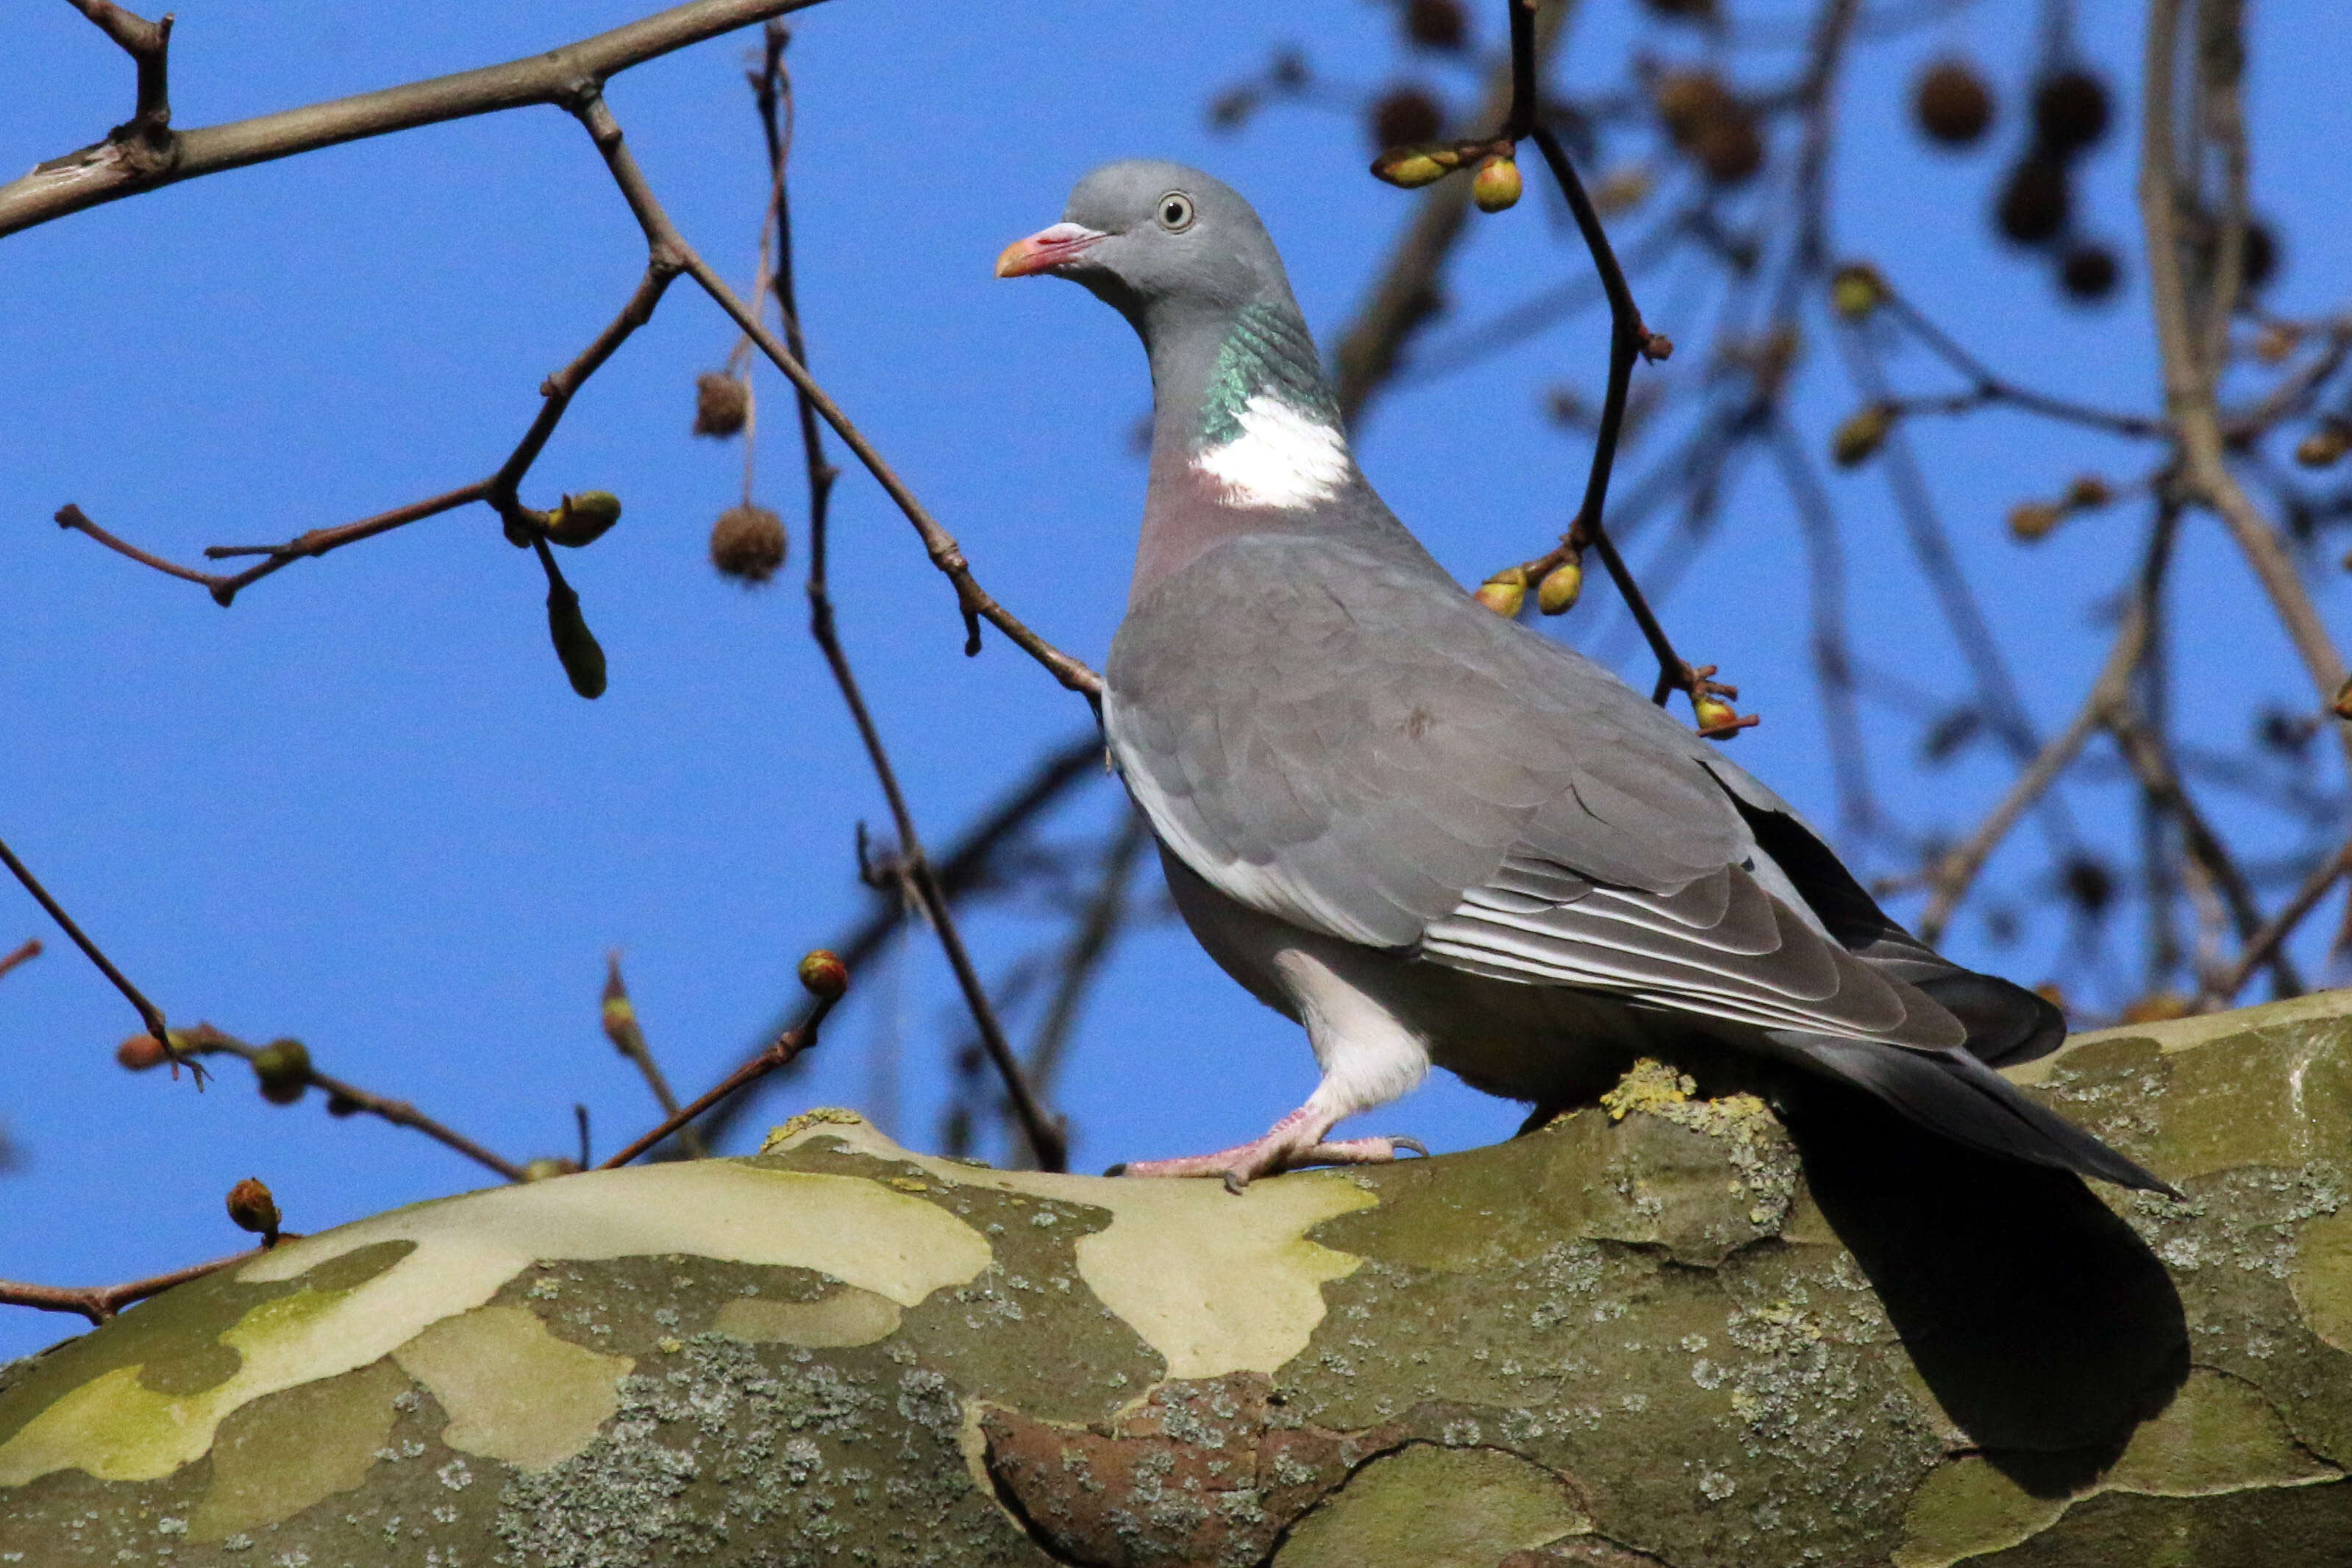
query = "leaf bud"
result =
(693, 371, 749, 438)
(1472, 154, 1522, 213)
(544, 491, 622, 549)
(546, 583, 609, 699)
(2062, 474, 2113, 510)
(2007, 502, 2064, 541)
(1831, 403, 1895, 467)
(226, 1177, 282, 1241)
(1370, 146, 1452, 188)
(1830, 263, 1886, 321)
(1692, 694, 1739, 733)
(1536, 559, 1584, 616)
(710, 504, 789, 585)
(1474, 566, 1528, 619)
(523, 1157, 582, 1181)
(2296, 427, 2350, 469)
(798, 949, 849, 1002)
(252, 1038, 311, 1105)
(117, 1033, 168, 1072)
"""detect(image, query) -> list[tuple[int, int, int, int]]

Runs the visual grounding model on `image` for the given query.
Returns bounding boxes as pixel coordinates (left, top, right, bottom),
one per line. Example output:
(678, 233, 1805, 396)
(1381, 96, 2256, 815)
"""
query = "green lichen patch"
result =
(1272, 1443, 1592, 1568)
(187, 1355, 409, 1542)
(2293, 1208, 2352, 1353)
(716, 1286, 902, 1347)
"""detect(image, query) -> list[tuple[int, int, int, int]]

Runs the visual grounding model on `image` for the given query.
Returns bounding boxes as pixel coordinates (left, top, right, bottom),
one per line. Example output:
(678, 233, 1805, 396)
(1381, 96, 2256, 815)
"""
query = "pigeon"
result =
(997, 159, 2172, 1197)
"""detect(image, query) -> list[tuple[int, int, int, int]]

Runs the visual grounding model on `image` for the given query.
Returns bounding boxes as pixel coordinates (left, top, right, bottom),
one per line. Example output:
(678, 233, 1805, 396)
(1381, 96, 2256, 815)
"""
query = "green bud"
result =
(1472, 154, 1522, 213)
(1473, 566, 1528, 619)
(1536, 559, 1584, 616)
(1831, 403, 1895, 468)
(252, 1038, 311, 1105)
(1830, 263, 1886, 321)
(1371, 146, 1453, 188)
(798, 949, 850, 1002)
(546, 582, 608, 699)
(545, 491, 623, 549)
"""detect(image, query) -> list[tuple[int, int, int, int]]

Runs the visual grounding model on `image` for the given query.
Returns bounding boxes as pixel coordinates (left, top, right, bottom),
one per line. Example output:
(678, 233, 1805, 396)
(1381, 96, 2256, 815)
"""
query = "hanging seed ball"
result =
(2241, 221, 2278, 291)
(1914, 59, 1995, 146)
(1403, 0, 1467, 52)
(2058, 243, 2120, 301)
(252, 1038, 312, 1106)
(693, 372, 749, 438)
(1995, 156, 2070, 245)
(1472, 154, 1522, 213)
(710, 504, 788, 585)
(1653, 70, 1734, 146)
(1370, 87, 1443, 153)
(225, 1177, 281, 1239)
(1693, 111, 1765, 184)
(1269, 49, 1310, 90)
(2031, 69, 2111, 157)
(1207, 85, 1261, 132)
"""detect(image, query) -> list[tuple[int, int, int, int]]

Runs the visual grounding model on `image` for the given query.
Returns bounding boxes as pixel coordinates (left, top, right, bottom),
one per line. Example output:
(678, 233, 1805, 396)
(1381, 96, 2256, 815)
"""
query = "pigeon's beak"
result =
(994, 222, 1106, 279)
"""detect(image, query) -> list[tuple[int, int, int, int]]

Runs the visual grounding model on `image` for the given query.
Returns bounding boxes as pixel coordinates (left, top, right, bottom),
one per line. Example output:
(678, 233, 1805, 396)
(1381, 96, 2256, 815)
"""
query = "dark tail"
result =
(1770, 1031, 2181, 1197)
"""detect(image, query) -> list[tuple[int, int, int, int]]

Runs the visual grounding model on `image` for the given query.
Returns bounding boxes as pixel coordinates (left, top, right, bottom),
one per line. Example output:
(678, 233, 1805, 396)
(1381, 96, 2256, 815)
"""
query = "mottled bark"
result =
(6, 994, 2352, 1567)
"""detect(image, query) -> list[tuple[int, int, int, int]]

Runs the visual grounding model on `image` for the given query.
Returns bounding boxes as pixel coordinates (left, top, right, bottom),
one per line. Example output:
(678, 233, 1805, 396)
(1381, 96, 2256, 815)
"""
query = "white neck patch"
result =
(1191, 393, 1352, 510)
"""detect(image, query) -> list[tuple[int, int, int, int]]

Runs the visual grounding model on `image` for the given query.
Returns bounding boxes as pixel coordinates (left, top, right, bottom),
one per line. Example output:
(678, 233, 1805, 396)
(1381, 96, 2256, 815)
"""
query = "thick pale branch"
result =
(3, 0, 824, 239)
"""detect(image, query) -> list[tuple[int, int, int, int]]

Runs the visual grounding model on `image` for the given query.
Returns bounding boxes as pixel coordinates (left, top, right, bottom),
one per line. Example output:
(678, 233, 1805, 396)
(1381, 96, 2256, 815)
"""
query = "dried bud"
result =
(546, 582, 608, 699)
(1829, 263, 1886, 321)
(2008, 502, 2064, 541)
(1692, 694, 1739, 733)
(2031, 68, 2111, 157)
(1370, 87, 1443, 154)
(2057, 243, 2120, 302)
(1831, 403, 1895, 467)
(1914, 60, 1994, 148)
(693, 372, 749, 438)
(1474, 567, 1528, 618)
(1536, 559, 1584, 616)
(2334, 675, 2352, 722)
(1370, 146, 1453, 189)
(1207, 85, 1260, 132)
(523, 1157, 582, 1181)
(326, 1091, 362, 1118)
(544, 491, 622, 549)
(602, 961, 638, 1049)
(2063, 474, 2114, 510)
(252, 1038, 311, 1105)
(710, 504, 788, 584)
(117, 1033, 168, 1072)
(1472, 154, 1522, 213)
(2295, 427, 2350, 469)
(798, 949, 849, 1002)
(1403, 0, 1467, 51)
(226, 1177, 281, 1241)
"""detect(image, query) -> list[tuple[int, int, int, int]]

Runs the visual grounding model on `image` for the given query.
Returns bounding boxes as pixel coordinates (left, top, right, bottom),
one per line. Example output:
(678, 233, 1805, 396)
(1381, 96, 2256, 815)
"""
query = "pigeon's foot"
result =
(1108, 1110, 1427, 1193)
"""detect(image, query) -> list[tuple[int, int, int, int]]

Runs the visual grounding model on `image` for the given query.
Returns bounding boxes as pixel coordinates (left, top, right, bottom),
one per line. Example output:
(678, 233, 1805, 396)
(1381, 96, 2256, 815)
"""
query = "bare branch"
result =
(61, 0, 174, 154)
(0, 937, 43, 983)
(4, 0, 825, 239)
(602, 955, 703, 1158)
(2203, 840, 2352, 1009)
(0, 830, 195, 1083)
(0, 1245, 267, 1325)
(602, 984, 844, 1169)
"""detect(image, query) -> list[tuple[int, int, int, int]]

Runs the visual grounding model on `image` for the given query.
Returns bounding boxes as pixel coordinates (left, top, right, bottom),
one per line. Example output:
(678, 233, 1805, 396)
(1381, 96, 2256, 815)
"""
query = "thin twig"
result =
(1025, 807, 1152, 1101)
(0, 1245, 269, 1325)
(61, 0, 174, 155)
(2206, 841, 2352, 1006)
(1881, 293, 2169, 440)
(602, 955, 703, 1158)
(165, 1025, 527, 1183)
(742, 48, 1066, 1172)
(0, 830, 195, 1083)
(0, 938, 42, 983)
(602, 988, 844, 1169)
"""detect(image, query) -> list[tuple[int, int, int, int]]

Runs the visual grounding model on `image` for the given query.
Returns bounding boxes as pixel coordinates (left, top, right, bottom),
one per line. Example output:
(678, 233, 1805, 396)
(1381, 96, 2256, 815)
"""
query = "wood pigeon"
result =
(997, 159, 2171, 1197)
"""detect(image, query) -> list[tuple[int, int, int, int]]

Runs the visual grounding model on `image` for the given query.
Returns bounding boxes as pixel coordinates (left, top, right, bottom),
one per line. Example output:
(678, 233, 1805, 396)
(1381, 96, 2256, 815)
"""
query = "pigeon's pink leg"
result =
(1108, 1107, 1428, 1194)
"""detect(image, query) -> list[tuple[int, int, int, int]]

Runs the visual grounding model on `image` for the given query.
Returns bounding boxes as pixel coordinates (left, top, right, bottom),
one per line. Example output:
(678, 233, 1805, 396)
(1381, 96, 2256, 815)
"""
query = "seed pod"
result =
(2057, 243, 2120, 302)
(226, 1177, 281, 1241)
(2008, 502, 2064, 541)
(544, 490, 622, 549)
(117, 1033, 168, 1072)
(1830, 263, 1886, 321)
(252, 1038, 311, 1105)
(546, 581, 608, 699)
(1914, 59, 1994, 147)
(693, 372, 749, 438)
(1472, 154, 1522, 213)
(523, 1157, 582, 1181)
(710, 504, 788, 584)
(1370, 87, 1443, 153)
(1474, 567, 1528, 619)
(1692, 694, 1739, 733)
(2298, 427, 2351, 469)
(1403, 0, 1467, 52)
(1831, 403, 1895, 468)
(798, 949, 850, 1002)
(2031, 68, 2111, 157)
(1536, 559, 1584, 616)
(1653, 70, 1733, 146)
(1995, 157, 2070, 246)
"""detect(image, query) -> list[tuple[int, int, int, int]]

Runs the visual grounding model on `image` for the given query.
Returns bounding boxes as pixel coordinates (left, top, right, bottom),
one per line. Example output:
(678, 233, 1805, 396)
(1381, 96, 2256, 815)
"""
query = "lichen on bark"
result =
(4, 994, 2352, 1566)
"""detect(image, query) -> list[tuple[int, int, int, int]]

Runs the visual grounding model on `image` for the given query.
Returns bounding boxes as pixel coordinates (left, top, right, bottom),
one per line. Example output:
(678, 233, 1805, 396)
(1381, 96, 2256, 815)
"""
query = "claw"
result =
(1391, 1136, 1430, 1158)
(1222, 1169, 1248, 1196)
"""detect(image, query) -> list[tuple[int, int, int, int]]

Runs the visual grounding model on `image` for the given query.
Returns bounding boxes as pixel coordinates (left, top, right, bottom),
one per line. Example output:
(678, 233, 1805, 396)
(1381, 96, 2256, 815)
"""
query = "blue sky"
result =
(1, 0, 2344, 1361)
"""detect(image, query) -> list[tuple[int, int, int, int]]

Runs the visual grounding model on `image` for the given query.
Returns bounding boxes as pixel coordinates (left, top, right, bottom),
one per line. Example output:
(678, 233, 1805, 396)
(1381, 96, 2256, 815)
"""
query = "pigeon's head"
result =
(995, 160, 1289, 330)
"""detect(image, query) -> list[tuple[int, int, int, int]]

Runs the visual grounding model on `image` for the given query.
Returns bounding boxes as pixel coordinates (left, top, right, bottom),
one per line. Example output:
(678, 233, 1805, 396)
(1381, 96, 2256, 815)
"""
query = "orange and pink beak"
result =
(994, 221, 1107, 279)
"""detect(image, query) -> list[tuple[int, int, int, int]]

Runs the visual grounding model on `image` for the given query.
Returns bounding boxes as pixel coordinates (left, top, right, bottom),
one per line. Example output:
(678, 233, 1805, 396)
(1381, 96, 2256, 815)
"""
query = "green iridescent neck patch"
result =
(1198, 302, 1340, 447)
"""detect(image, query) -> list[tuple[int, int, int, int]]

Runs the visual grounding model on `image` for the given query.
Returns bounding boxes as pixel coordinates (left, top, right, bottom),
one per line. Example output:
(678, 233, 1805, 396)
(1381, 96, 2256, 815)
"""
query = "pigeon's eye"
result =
(1155, 193, 1197, 232)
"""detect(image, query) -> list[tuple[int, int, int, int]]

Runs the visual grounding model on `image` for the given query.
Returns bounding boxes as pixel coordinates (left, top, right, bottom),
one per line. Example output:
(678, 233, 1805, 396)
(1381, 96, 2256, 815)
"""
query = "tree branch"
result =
(0, 830, 196, 1083)
(0, 1244, 267, 1326)
(61, 0, 174, 157)
(2203, 838, 2352, 1008)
